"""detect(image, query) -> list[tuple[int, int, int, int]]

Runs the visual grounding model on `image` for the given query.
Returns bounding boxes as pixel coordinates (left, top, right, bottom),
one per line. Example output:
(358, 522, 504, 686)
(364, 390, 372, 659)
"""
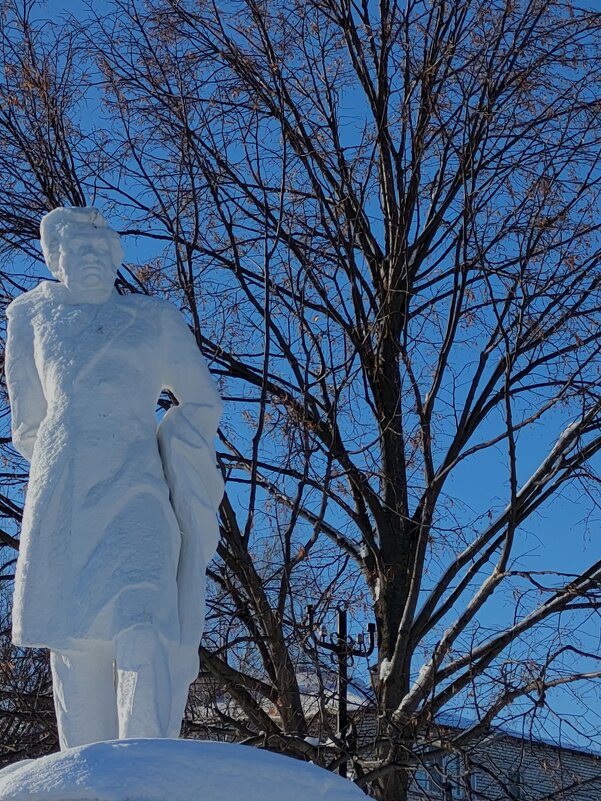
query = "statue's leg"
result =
(115, 624, 171, 739)
(167, 654, 192, 738)
(50, 646, 118, 749)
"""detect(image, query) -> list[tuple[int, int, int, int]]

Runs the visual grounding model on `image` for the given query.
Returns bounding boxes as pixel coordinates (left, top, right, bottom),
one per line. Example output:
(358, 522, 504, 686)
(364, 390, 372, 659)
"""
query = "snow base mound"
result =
(0, 739, 367, 801)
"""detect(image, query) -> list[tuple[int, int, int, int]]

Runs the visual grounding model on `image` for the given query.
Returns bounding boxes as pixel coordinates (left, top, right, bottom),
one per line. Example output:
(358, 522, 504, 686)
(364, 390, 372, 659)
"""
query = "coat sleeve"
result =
(156, 301, 223, 671)
(157, 299, 223, 515)
(159, 301, 222, 436)
(5, 297, 47, 462)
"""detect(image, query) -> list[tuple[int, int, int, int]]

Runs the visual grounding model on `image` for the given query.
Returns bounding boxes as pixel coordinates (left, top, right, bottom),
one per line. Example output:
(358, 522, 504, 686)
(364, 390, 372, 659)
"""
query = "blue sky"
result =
(6, 0, 601, 756)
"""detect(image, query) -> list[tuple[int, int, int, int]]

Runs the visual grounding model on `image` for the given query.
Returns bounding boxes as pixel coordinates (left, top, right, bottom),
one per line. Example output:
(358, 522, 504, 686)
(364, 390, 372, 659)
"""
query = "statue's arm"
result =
(157, 301, 223, 661)
(158, 302, 223, 511)
(160, 302, 222, 433)
(5, 300, 47, 462)
(158, 297, 223, 510)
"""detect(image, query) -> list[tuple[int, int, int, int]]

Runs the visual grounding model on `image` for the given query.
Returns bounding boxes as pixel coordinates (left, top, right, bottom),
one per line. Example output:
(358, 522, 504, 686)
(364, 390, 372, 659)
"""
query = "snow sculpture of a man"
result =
(5, 207, 223, 749)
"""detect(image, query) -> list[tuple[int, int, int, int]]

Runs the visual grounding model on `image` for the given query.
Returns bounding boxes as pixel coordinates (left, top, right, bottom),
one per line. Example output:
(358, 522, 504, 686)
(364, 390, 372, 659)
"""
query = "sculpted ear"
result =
(110, 236, 124, 270)
(41, 231, 62, 277)
(39, 212, 63, 278)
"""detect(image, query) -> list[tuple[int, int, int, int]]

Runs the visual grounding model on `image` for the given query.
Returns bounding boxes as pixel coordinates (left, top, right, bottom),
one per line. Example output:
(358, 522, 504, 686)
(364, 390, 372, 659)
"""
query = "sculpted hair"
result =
(40, 207, 124, 277)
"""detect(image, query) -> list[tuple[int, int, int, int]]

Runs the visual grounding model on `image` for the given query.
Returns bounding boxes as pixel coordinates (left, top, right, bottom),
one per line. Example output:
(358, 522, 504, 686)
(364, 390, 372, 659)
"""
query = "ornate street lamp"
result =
(306, 603, 376, 778)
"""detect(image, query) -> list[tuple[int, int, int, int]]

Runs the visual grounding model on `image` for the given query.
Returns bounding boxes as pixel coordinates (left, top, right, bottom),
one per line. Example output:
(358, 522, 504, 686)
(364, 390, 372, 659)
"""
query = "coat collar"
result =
(39, 279, 122, 308)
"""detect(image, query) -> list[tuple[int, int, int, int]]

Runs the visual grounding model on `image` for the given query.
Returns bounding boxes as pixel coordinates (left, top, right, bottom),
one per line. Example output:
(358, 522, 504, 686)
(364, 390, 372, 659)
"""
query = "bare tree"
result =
(2, 0, 601, 798)
(0, 589, 56, 766)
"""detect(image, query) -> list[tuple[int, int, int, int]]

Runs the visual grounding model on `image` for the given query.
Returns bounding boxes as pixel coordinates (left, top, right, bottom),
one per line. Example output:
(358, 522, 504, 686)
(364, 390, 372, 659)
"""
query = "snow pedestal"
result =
(0, 739, 367, 801)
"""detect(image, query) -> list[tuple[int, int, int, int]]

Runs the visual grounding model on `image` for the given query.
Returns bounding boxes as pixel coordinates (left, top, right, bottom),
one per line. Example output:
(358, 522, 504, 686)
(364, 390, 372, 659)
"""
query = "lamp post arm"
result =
(364, 622, 376, 657)
(305, 603, 376, 779)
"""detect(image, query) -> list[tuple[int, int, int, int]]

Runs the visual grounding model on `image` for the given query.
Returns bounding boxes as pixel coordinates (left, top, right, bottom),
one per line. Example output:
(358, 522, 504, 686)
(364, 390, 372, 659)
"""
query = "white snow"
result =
(295, 670, 372, 715)
(379, 657, 392, 683)
(0, 739, 368, 800)
(5, 207, 223, 746)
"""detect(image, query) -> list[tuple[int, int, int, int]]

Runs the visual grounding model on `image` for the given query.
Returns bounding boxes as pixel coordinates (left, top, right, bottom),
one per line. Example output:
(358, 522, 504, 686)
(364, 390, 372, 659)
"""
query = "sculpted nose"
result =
(82, 248, 105, 263)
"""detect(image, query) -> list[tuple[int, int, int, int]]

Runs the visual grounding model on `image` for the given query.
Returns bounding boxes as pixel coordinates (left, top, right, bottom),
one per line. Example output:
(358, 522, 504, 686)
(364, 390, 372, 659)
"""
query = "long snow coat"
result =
(5, 281, 222, 655)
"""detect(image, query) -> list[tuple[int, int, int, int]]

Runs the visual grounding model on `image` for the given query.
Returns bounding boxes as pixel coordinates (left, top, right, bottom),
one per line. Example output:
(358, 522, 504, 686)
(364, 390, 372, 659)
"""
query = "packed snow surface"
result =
(5, 207, 223, 745)
(0, 739, 367, 801)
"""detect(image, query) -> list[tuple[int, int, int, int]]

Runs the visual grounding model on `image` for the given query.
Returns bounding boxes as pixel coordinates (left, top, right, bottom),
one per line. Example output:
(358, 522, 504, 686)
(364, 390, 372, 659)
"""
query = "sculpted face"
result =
(39, 208, 123, 303)
(58, 226, 118, 302)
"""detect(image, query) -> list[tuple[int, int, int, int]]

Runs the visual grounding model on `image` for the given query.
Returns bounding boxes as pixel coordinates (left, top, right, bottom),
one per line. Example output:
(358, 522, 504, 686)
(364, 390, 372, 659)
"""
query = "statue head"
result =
(40, 207, 124, 300)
